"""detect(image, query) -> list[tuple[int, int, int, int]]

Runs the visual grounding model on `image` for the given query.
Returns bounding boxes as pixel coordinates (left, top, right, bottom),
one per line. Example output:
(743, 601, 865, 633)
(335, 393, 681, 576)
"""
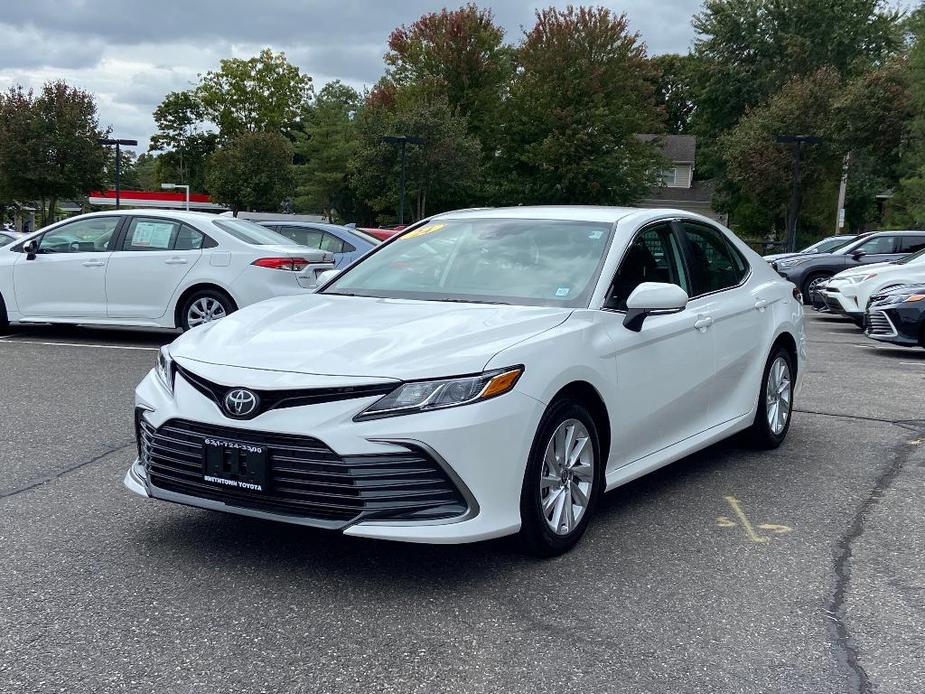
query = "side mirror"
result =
(623, 282, 688, 332)
(23, 239, 37, 259)
(315, 268, 341, 286)
(851, 249, 866, 260)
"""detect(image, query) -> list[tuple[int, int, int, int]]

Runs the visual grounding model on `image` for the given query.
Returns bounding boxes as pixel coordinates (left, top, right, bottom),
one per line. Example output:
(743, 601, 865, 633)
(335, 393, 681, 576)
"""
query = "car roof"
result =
(255, 220, 355, 233)
(431, 205, 640, 224)
(865, 229, 925, 236)
(63, 209, 223, 224)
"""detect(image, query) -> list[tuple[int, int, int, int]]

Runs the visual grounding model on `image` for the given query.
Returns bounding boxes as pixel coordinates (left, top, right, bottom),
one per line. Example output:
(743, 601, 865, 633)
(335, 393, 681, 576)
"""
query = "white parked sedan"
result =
(821, 247, 925, 324)
(125, 206, 806, 555)
(0, 210, 333, 332)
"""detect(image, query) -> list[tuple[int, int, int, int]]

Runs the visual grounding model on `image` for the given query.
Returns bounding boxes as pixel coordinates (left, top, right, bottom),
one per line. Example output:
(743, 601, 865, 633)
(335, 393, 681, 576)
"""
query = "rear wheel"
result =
(745, 346, 794, 449)
(179, 289, 236, 331)
(518, 400, 603, 557)
(0, 292, 9, 334)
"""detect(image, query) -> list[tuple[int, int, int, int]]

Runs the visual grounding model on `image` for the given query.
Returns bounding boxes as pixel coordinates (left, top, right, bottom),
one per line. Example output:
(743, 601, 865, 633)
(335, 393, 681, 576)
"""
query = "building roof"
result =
(642, 179, 715, 204)
(636, 134, 697, 163)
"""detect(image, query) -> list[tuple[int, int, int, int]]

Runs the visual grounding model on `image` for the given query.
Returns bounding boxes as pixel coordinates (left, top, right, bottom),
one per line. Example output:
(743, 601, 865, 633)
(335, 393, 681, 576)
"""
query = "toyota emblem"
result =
(224, 388, 259, 418)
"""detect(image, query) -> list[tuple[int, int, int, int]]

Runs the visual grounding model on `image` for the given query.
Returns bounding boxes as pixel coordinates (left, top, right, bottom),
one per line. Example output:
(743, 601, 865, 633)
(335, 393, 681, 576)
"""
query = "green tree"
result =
(652, 53, 699, 135)
(149, 90, 216, 190)
(496, 6, 665, 205)
(292, 81, 360, 221)
(134, 152, 159, 191)
(349, 97, 481, 224)
(721, 68, 843, 239)
(0, 81, 107, 224)
(384, 4, 512, 143)
(197, 48, 313, 139)
(205, 131, 294, 216)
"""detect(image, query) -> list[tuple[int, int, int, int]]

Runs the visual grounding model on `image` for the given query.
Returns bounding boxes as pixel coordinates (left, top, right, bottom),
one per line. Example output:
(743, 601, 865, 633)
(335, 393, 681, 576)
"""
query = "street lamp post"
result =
(98, 138, 138, 209)
(382, 135, 425, 225)
(161, 183, 190, 211)
(775, 134, 822, 253)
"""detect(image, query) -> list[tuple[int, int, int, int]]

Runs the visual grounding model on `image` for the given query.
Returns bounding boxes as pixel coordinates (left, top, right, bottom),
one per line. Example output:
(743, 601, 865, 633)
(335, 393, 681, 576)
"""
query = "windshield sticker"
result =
(589, 230, 604, 240)
(402, 223, 446, 239)
(555, 287, 570, 297)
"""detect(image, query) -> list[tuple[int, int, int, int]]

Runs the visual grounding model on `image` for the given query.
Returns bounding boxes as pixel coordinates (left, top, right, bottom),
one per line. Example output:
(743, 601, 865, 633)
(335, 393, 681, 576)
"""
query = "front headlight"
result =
(896, 293, 925, 304)
(848, 273, 876, 284)
(155, 346, 174, 394)
(355, 366, 523, 420)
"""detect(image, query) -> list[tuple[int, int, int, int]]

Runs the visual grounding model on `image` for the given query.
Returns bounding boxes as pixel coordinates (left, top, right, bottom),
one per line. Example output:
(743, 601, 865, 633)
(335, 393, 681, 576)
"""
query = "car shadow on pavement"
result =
(2, 323, 177, 347)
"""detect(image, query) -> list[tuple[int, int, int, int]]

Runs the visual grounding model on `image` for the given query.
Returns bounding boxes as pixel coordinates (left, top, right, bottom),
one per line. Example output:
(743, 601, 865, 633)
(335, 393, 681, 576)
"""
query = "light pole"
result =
(775, 134, 822, 253)
(382, 135, 425, 225)
(161, 183, 190, 211)
(98, 138, 138, 209)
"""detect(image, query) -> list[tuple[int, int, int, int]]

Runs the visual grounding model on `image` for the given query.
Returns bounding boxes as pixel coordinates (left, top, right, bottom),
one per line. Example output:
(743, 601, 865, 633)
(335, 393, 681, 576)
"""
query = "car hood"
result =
(171, 294, 572, 381)
(831, 262, 894, 279)
(764, 252, 801, 262)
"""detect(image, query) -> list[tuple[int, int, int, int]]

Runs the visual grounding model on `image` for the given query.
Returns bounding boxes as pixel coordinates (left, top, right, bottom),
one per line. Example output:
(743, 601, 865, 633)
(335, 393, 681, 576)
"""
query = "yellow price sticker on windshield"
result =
(402, 223, 446, 239)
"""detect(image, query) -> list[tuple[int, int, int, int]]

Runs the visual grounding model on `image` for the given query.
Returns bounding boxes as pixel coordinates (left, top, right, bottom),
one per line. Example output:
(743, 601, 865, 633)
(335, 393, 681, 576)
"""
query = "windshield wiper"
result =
(430, 297, 509, 305)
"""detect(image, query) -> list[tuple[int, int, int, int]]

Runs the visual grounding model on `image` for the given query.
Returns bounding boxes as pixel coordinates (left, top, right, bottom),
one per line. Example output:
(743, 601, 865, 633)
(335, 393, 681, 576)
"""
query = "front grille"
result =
(866, 310, 896, 336)
(139, 418, 468, 524)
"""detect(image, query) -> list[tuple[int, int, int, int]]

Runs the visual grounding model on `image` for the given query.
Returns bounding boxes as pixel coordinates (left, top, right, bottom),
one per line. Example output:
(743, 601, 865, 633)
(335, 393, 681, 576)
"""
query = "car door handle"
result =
(164, 257, 188, 265)
(82, 260, 105, 267)
(694, 316, 713, 331)
(754, 299, 770, 311)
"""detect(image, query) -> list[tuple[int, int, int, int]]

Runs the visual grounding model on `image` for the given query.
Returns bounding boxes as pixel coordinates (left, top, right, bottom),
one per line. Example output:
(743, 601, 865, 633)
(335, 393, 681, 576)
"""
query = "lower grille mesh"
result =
(140, 418, 468, 524)
(866, 311, 895, 336)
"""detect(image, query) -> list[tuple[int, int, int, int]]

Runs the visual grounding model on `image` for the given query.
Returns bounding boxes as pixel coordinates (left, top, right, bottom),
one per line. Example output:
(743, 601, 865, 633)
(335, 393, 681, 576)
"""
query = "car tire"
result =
(179, 289, 236, 332)
(518, 399, 603, 557)
(802, 273, 831, 304)
(745, 345, 795, 449)
(0, 292, 9, 334)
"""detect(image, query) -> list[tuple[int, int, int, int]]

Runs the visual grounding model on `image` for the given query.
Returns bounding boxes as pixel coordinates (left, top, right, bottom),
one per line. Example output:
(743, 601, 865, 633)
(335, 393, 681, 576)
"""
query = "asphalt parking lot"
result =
(1, 312, 923, 694)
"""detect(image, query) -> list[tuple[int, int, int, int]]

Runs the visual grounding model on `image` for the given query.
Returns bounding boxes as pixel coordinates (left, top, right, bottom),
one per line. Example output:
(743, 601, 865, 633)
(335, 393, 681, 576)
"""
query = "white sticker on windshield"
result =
(555, 287, 570, 297)
(589, 230, 603, 239)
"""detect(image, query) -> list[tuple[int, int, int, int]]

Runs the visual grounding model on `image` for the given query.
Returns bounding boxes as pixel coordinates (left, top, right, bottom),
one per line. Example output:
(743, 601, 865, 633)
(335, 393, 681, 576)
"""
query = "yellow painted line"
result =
(724, 495, 769, 543)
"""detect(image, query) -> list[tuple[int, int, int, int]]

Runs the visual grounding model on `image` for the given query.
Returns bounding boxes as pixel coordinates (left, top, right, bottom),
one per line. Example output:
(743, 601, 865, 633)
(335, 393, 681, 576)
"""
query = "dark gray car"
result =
(773, 230, 925, 300)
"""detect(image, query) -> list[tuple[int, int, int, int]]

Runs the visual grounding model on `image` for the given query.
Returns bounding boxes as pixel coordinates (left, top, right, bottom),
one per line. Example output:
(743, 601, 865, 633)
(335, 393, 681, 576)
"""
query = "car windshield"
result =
(213, 218, 296, 246)
(0, 233, 13, 247)
(895, 246, 925, 265)
(802, 236, 852, 254)
(322, 218, 614, 308)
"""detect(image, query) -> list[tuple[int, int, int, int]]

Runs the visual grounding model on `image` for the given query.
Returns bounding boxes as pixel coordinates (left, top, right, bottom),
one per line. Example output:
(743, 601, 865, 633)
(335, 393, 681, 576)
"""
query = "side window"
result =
(898, 235, 925, 253)
(607, 223, 689, 310)
(122, 218, 179, 251)
(278, 225, 324, 249)
(174, 225, 205, 251)
(320, 233, 346, 254)
(856, 235, 894, 255)
(681, 222, 749, 296)
(38, 217, 120, 254)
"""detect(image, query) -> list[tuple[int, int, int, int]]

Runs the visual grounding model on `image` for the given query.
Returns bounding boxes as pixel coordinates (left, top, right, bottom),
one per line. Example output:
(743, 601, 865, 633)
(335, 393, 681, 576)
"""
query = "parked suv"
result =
(772, 231, 925, 301)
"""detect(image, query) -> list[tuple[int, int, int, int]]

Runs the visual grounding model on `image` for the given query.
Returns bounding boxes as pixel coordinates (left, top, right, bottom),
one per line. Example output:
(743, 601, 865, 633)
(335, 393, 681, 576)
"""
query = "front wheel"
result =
(802, 273, 831, 304)
(518, 400, 603, 557)
(745, 346, 794, 449)
(179, 289, 236, 331)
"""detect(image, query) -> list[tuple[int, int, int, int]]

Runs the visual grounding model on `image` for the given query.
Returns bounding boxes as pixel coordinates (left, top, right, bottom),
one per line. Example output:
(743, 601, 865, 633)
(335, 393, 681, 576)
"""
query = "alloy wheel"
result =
(765, 356, 792, 436)
(187, 297, 227, 328)
(540, 418, 595, 536)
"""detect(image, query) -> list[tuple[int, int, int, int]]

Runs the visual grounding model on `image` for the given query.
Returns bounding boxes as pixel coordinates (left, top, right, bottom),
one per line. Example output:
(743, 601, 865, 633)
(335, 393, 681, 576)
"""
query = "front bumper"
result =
(125, 368, 545, 543)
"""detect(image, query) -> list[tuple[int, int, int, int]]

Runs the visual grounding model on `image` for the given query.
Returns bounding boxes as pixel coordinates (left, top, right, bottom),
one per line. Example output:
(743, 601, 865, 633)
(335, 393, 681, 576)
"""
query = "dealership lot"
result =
(1, 313, 923, 693)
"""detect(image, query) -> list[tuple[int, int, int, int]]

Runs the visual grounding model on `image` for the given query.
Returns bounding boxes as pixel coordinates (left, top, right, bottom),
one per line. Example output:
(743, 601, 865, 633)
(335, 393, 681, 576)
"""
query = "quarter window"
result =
(681, 222, 748, 296)
(38, 217, 120, 253)
(607, 223, 689, 310)
(174, 225, 206, 250)
(320, 233, 348, 254)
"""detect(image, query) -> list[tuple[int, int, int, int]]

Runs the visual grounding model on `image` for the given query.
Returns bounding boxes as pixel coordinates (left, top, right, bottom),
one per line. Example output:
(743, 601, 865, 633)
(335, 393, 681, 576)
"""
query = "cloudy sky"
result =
(0, 0, 837, 151)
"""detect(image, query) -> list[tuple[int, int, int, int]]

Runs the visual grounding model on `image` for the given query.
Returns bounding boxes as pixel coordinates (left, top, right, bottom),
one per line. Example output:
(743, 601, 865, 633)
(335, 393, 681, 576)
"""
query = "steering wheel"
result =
(69, 241, 81, 252)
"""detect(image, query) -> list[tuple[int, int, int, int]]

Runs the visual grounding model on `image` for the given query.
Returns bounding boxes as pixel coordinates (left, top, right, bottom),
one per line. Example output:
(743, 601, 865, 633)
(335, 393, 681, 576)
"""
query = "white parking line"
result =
(0, 338, 159, 351)
(899, 361, 925, 367)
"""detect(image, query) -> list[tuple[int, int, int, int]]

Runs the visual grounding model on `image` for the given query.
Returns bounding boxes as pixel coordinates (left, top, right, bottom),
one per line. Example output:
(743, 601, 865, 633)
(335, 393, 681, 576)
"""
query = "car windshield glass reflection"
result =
(323, 218, 613, 308)
(895, 247, 925, 265)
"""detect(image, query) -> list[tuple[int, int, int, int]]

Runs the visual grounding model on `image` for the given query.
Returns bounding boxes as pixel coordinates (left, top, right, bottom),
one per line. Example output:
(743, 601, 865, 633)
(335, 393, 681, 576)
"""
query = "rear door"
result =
(106, 217, 203, 319)
(13, 216, 121, 318)
(897, 234, 925, 255)
(676, 220, 768, 423)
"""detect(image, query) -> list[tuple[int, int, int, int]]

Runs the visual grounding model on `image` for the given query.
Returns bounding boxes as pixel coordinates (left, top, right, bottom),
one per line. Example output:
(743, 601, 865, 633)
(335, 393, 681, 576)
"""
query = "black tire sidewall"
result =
(802, 273, 830, 303)
(750, 346, 795, 449)
(519, 400, 603, 556)
(180, 290, 234, 331)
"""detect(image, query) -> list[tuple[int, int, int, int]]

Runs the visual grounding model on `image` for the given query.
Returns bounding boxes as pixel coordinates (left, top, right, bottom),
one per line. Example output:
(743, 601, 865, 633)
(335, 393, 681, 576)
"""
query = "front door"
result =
(13, 216, 121, 318)
(603, 222, 716, 466)
(106, 217, 203, 319)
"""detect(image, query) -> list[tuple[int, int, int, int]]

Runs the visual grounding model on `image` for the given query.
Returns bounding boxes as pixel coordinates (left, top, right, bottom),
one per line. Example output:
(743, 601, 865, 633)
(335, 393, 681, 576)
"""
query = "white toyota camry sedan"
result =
(0, 210, 333, 332)
(125, 206, 806, 555)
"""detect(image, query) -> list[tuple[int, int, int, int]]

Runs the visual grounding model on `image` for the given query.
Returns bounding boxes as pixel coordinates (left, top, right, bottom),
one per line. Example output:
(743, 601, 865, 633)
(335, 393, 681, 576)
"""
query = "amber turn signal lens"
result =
(480, 368, 523, 398)
(905, 294, 925, 302)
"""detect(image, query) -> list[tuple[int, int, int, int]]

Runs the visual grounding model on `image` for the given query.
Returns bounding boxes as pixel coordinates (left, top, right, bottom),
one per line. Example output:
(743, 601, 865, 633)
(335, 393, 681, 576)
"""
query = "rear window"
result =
(213, 219, 296, 246)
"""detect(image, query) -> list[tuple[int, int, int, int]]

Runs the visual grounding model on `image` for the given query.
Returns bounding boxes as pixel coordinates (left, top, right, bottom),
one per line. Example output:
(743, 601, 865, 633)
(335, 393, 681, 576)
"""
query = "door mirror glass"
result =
(297, 252, 337, 289)
(315, 268, 341, 286)
(623, 282, 688, 332)
(23, 239, 37, 258)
